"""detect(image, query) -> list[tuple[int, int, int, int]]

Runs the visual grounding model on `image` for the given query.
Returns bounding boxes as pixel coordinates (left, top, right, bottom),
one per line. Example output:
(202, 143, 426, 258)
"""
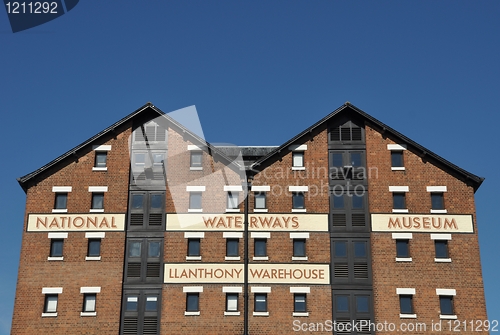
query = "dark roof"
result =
(17, 103, 244, 192)
(251, 102, 484, 191)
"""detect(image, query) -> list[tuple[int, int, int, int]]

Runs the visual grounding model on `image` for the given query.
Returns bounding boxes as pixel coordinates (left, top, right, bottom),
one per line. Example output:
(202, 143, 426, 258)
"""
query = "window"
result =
(190, 151, 202, 169)
(292, 192, 305, 209)
(44, 294, 58, 314)
(439, 296, 454, 316)
(356, 295, 370, 313)
(399, 295, 413, 315)
(396, 239, 409, 258)
(435, 240, 448, 258)
(431, 193, 445, 210)
(336, 295, 349, 312)
(330, 121, 363, 142)
(187, 238, 200, 257)
(189, 192, 202, 210)
(87, 239, 101, 257)
(391, 151, 403, 168)
(83, 293, 96, 313)
(91, 193, 104, 210)
(294, 293, 306, 312)
(50, 239, 63, 257)
(292, 152, 304, 168)
(186, 293, 199, 312)
(254, 192, 266, 210)
(254, 294, 267, 312)
(226, 239, 239, 257)
(145, 296, 158, 311)
(293, 239, 306, 257)
(254, 239, 267, 257)
(94, 151, 107, 168)
(226, 293, 238, 312)
(54, 193, 67, 210)
(126, 296, 138, 311)
(227, 191, 239, 210)
(393, 193, 406, 210)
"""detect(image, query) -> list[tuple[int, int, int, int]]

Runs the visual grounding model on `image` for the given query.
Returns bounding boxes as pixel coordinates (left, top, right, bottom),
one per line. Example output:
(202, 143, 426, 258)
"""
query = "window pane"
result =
(333, 194, 344, 209)
(189, 193, 202, 209)
(399, 295, 413, 314)
(350, 152, 362, 167)
(352, 194, 364, 209)
(54, 193, 67, 209)
(227, 294, 238, 311)
(88, 239, 101, 257)
(51, 240, 63, 257)
(153, 154, 164, 165)
(134, 153, 145, 165)
(255, 294, 267, 312)
(254, 192, 266, 209)
(129, 242, 142, 257)
(254, 239, 266, 257)
(293, 239, 306, 257)
(393, 193, 406, 209)
(292, 193, 304, 209)
(335, 241, 347, 257)
(226, 239, 239, 256)
(435, 240, 448, 258)
(354, 241, 366, 257)
(145, 296, 158, 311)
(336, 296, 349, 312)
(356, 296, 369, 313)
(227, 192, 239, 209)
(150, 194, 163, 209)
(431, 193, 444, 210)
(187, 294, 199, 311)
(191, 152, 202, 167)
(294, 294, 306, 312)
(332, 153, 343, 167)
(92, 193, 104, 209)
(131, 195, 144, 209)
(396, 240, 409, 258)
(188, 239, 200, 256)
(126, 296, 138, 311)
(84, 294, 96, 312)
(391, 151, 403, 167)
(440, 296, 453, 315)
(148, 241, 161, 258)
(95, 152, 107, 167)
(45, 295, 58, 313)
(293, 152, 304, 167)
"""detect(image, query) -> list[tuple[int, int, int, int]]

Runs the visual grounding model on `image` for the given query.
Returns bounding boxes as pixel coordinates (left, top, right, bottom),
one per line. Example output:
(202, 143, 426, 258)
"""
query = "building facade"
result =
(12, 102, 488, 334)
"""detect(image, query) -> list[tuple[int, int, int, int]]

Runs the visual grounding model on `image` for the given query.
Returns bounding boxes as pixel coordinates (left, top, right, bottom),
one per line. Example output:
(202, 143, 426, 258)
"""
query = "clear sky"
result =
(1, 1, 499, 334)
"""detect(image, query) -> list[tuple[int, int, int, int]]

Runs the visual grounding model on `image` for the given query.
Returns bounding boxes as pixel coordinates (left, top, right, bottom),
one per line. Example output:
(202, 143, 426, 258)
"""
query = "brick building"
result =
(12, 102, 488, 334)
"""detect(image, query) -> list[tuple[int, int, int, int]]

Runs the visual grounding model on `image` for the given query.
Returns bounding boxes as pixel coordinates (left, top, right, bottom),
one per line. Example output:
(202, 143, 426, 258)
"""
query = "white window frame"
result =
(42, 287, 62, 317)
(223, 287, 242, 315)
(290, 233, 309, 261)
(290, 145, 307, 170)
(52, 187, 72, 213)
(85, 232, 105, 261)
(224, 232, 243, 261)
(88, 186, 108, 213)
(396, 288, 416, 319)
(92, 145, 111, 171)
(252, 232, 270, 261)
(184, 286, 203, 316)
(47, 232, 68, 261)
(427, 186, 448, 213)
(185, 232, 204, 261)
(387, 144, 407, 171)
(389, 186, 409, 213)
(80, 287, 101, 316)
(289, 186, 308, 212)
(436, 288, 457, 319)
(431, 234, 452, 262)
(392, 233, 412, 262)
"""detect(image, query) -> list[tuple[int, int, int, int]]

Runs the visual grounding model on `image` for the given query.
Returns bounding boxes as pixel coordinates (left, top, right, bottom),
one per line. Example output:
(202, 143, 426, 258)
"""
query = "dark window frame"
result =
(190, 151, 203, 168)
(87, 239, 101, 257)
(44, 294, 58, 314)
(292, 151, 304, 168)
(91, 193, 104, 210)
(439, 295, 454, 315)
(226, 293, 239, 312)
(226, 238, 239, 257)
(227, 191, 239, 210)
(186, 293, 199, 312)
(396, 239, 410, 258)
(83, 293, 97, 313)
(187, 238, 201, 257)
(431, 192, 445, 210)
(254, 293, 267, 312)
(294, 293, 307, 312)
(94, 151, 107, 168)
(293, 239, 306, 257)
(399, 295, 414, 314)
(391, 151, 404, 168)
(50, 239, 64, 257)
(254, 191, 267, 210)
(54, 193, 68, 210)
(189, 192, 202, 210)
(435, 240, 449, 259)
(292, 192, 305, 209)
(254, 238, 267, 257)
(393, 192, 406, 209)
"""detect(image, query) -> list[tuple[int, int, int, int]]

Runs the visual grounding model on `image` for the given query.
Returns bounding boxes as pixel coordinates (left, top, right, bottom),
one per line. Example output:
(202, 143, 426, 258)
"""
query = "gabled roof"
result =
(17, 103, 243, 192)
(250, 102, 484, 191)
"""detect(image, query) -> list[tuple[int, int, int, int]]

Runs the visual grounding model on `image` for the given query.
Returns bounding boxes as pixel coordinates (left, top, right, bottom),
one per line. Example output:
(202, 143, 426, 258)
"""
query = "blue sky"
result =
(1, 1, 499, 333)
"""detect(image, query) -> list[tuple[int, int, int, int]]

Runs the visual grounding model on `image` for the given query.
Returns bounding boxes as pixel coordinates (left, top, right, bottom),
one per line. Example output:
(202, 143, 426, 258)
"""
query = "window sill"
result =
(188, 209, 203, 213)
(291, 209, 307, 213)
(52, 209, 68, 213)
(293, 312, 309, 317)
(89, 209, 104, 213)
(253, 312, 269, 317)
(292, 256, 308, 261)
(392, 209, 409, 213)
(431, 209, 447, 214)
(80, 312, 97, 317)
(440, 314, 457, 320)
(400, 314, 417, 319)
(224, 311, 240, 316)
(86, 256, 101, 261)
(292, 167, 306, 171)
(42, 313, 58, 317)
(395, 257, 412, 262)
(253, 256, 269, 261)
(186, 256, 202, 261)
(190, 167, 203, 171)
(435, 258, 452, 263)
(226, 209, 240, 213)
(47, 257, 64, 261)
(254, 209, 268, 213)
(185, 311, 200, 316)
(92, 167, 107, 171)
(391, 167, 405, 171)
(225, 256, 241, 261)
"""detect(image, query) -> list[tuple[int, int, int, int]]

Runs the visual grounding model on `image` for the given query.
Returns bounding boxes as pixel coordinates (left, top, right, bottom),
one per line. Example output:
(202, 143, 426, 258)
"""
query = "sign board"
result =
(27, 213, 126, 232)
(371, 214, 473, 233)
